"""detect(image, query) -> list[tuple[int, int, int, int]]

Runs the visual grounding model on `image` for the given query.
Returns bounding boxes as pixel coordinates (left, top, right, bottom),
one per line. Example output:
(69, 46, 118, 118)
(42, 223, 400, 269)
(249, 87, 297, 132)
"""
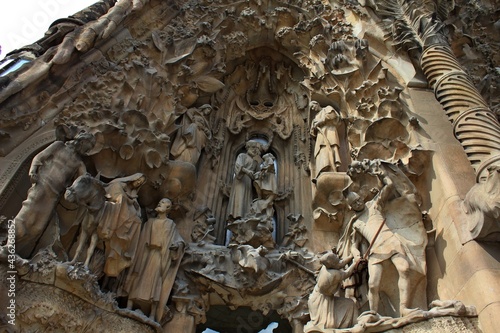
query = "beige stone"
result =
(0, 0, 499, 332)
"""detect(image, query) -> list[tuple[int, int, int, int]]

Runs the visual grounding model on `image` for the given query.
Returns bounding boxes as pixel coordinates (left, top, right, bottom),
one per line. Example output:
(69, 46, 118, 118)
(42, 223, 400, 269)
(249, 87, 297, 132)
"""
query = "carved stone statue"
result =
(124, 198, 185, 322)
(251, 152, 277, 218)
(14, 132, 96, 257)
(171, 104, 213, 165)
(100, 173, 146, 277)
(227, 148, 277, 248)
(64, 173, 146, 277)
(338, 191, 368, 306)
(306, 251, 359, 331)
(227, 140, 264, 220)
(310, 102, 342, 180)
(65, 173, 107, 268)
(349, 168, 427, 317)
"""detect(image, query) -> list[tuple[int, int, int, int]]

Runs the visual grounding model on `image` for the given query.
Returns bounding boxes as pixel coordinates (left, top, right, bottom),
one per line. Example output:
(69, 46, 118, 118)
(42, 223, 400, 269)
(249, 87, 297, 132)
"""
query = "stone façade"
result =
(0, 0, 499, 332)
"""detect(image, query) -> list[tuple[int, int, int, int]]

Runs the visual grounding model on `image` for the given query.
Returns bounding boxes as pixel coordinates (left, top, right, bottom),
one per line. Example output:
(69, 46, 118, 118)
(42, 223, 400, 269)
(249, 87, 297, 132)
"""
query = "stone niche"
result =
(0, 0, 499, 333)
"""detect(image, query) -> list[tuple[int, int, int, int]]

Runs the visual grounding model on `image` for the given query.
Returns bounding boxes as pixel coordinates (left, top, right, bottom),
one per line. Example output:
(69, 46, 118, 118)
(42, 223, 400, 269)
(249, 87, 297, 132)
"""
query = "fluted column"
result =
(421, 44, 500, 181)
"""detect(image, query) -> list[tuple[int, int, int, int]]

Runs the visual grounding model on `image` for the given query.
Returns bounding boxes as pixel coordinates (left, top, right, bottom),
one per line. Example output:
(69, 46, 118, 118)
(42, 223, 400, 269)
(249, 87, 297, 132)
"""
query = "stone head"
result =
(156, 198, 173, 214)
(346, 191, 365, 212)
(319, 251, 343, 270)
(245, 140, 263, 157)
(199, 104, 213, 115)
(73, 132, 96, 155)
(310, 101, 321, 112)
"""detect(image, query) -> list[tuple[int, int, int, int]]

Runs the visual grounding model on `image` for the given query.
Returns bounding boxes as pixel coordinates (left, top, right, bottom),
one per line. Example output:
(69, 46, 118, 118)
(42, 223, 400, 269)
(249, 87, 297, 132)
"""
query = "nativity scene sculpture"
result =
(227, 139, 266, 221)
(1, 114, 479, 333)
(0, 0, 490, 331)
(226, 139, 277, 249)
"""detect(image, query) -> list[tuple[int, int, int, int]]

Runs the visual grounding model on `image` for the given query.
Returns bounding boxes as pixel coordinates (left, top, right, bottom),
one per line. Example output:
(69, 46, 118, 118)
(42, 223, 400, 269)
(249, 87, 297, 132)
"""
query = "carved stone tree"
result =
(0, 0, 497, 332)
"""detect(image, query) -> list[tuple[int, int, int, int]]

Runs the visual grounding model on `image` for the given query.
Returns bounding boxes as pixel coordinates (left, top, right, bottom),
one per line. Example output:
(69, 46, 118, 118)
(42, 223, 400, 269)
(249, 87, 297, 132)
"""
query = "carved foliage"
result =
(463, 165, 500, 241)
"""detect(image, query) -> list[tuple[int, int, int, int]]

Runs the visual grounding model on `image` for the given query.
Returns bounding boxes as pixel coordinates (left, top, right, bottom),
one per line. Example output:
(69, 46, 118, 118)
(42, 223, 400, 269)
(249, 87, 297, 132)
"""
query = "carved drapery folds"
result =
(225, 140, 277, 249)
(0, 0, 493, 332)
(307, 38, 431, 229)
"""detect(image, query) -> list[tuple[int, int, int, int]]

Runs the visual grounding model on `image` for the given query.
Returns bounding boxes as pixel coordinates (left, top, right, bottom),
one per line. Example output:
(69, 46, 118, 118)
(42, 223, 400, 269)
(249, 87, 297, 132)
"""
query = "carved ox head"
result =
(65, 173, 106, 213)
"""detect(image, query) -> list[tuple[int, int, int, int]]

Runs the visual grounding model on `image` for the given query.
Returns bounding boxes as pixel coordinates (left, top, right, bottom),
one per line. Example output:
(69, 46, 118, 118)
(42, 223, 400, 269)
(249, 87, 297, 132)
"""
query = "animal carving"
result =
(65, 173, 145, 277)
(65, 173, 107, 267)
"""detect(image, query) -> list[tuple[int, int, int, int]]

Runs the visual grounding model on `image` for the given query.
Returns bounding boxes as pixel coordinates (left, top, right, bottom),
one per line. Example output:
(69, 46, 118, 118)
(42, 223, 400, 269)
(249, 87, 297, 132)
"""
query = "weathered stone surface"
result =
(0, 0, 499, 332)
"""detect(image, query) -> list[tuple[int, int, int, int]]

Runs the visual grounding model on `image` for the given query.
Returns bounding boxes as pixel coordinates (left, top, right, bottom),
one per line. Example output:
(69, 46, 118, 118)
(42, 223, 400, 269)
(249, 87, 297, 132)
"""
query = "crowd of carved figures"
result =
(0, 0, 497, 331)
(7, 127, 187, 322)
(1, 96, 476, 331)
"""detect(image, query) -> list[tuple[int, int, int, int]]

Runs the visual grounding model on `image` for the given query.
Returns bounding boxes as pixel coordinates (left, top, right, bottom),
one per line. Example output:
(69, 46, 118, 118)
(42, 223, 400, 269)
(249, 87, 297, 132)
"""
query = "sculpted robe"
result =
(311, 106, 341, 179)
(227, 152, 259, 220)
(171, 108, 211, 165)
(99, 174, 144, 277)
(308, 266, 358, 329)
(353, 197, 427, 275)
(124, 215, 185, 320)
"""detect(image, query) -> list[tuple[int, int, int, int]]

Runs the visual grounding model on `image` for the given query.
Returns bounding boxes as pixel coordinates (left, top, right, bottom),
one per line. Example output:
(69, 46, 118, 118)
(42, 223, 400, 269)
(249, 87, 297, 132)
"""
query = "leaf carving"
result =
(194, 76, 225, 93)
(370, 0, 444, 52)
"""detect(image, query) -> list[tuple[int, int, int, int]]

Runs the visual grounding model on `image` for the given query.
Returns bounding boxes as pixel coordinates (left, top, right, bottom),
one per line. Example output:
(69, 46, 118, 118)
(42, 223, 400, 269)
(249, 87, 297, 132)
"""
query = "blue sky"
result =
(0, 0, 98, 57)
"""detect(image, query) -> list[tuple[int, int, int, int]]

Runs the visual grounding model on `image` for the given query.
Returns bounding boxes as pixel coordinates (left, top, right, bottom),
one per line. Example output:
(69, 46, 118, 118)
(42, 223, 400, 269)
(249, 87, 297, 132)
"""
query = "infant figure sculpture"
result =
(226, 142, 276, 248)
(252, 152, 278, 218)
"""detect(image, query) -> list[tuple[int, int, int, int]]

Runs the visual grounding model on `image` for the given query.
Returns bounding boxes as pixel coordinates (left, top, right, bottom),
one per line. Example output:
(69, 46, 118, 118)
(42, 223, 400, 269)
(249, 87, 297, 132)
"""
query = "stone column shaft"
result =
(421, 44, 500, 180)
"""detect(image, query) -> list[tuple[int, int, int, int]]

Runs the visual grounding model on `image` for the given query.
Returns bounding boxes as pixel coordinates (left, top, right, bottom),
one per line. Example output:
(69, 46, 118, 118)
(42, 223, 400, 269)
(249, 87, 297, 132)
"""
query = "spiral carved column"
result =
(421, 44, 500, 181)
